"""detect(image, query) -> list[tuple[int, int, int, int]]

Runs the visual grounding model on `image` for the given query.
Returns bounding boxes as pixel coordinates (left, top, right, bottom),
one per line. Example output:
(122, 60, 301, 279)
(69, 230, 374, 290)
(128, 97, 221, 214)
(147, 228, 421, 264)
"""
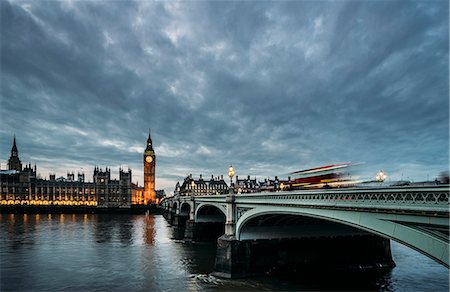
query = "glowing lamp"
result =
(376, 170, 387, 182)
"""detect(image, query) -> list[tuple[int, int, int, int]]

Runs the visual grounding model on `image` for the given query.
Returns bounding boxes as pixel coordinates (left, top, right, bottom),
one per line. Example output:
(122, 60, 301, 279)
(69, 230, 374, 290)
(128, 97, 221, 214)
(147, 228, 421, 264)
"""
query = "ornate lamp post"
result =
(228, 165, 235, 193)
(376, 170, 387, 186)
(225, 165, 236, 236)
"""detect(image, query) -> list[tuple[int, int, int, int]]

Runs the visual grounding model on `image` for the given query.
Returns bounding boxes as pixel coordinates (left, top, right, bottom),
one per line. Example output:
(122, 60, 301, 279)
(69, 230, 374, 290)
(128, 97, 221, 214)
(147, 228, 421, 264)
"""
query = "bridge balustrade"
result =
(224, 187, 449, 214)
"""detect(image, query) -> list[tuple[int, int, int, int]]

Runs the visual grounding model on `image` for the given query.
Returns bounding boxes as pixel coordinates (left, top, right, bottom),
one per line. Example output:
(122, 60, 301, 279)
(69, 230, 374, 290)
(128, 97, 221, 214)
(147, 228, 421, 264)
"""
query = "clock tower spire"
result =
(143, 131, 156, 204)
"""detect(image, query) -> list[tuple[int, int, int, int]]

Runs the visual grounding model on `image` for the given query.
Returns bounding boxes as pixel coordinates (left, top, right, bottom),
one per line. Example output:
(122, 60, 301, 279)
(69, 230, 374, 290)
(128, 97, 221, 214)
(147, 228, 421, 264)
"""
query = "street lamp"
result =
(228, 165, 235, 185)
(376, 170, 387, 183)
(191, 180, 195, 196)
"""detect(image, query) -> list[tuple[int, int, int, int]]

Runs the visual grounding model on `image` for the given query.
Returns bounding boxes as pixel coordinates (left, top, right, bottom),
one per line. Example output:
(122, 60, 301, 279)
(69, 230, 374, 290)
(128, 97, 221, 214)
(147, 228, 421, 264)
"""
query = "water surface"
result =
(1, 214, 448, 291)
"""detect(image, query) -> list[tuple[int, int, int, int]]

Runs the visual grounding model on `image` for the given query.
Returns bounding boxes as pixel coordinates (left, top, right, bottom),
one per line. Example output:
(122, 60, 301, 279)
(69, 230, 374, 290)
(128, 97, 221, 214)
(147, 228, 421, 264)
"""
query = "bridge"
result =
(160, 185, 449, 278)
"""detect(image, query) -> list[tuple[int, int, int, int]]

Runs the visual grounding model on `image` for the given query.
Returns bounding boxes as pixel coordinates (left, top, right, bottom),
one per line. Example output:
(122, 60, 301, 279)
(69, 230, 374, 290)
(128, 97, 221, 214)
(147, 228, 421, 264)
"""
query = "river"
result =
(0, 213, 448, 291)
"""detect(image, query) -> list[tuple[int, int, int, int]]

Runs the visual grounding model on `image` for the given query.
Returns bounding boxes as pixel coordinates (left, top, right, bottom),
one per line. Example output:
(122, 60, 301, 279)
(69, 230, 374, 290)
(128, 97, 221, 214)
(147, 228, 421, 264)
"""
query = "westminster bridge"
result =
(160, 185, 449, 278)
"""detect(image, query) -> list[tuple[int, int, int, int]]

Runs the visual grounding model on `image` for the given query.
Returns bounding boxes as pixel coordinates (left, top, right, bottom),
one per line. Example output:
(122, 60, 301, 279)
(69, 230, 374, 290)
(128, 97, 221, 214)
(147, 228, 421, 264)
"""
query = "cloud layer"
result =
(1, 1, 448, 192)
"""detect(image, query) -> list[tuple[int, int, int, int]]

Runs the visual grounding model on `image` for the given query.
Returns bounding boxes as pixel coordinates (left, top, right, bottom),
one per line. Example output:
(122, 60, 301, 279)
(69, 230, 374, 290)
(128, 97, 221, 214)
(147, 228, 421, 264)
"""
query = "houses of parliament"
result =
(0, 134, 157, 207)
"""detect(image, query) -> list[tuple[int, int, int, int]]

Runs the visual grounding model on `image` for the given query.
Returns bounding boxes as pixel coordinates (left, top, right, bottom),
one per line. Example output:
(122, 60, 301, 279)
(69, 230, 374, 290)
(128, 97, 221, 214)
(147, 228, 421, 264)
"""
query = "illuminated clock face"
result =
(145, 156, 153, 163)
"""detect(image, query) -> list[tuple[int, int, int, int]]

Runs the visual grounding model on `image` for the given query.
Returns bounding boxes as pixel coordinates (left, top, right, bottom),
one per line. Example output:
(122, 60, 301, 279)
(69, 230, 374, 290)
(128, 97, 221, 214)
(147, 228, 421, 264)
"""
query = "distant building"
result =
(235, 175, 259, 193)
(131, 183, 145, 205)
(175, 174, 228, 196)
(131, 132, 157, 205)
(259, 176, 281, 192)
(173, 173, 288, 196)
(143, 132, 156, 204)
(0, 135, 154, 207)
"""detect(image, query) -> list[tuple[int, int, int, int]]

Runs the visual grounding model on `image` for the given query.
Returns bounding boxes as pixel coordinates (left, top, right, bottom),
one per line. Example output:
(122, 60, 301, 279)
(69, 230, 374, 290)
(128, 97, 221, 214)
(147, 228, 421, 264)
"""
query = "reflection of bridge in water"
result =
(161, 185, 449, 278)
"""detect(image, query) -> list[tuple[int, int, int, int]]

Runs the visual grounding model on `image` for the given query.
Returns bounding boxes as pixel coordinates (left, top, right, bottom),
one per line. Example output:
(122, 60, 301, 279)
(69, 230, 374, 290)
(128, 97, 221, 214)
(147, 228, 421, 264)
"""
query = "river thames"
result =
(1, 213, 448, 291)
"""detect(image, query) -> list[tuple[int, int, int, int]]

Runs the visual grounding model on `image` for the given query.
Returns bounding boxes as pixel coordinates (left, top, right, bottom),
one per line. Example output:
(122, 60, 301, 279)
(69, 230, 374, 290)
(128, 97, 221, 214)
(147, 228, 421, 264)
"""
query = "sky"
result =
(1, 0, 448, 193)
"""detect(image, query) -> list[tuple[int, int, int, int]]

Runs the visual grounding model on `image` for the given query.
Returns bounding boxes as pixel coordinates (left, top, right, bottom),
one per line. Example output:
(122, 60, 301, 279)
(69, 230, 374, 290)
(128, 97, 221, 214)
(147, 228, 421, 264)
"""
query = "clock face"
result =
(145, 156, 153, 163)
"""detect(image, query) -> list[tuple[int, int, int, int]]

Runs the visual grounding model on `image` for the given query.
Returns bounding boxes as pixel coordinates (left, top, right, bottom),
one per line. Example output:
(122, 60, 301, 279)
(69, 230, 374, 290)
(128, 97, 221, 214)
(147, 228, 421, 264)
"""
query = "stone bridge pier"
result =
(161, 200, 188, 239)
(183, 197, 196, 241)
(163, 201, 175, 225)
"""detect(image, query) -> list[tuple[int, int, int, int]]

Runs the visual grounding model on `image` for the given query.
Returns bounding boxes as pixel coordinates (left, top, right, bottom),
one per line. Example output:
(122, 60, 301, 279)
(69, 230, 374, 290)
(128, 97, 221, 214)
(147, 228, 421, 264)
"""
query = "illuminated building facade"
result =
(143, 132, 156, 204)
(131, 183, 145, 205)
(0, 137, 133, 207)
(175, 174, 228, 196)
(173, 174, 287, 195)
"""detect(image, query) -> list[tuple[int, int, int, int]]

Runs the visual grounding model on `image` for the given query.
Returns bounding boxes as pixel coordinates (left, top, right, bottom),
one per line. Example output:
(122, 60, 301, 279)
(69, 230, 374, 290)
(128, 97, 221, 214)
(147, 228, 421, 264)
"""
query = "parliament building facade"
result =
(0, 135, 156, 207)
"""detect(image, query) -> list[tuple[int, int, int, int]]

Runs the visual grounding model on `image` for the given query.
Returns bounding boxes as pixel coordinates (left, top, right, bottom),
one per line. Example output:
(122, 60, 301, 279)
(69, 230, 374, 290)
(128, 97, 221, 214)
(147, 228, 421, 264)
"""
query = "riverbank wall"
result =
(0, 205, 161, 214)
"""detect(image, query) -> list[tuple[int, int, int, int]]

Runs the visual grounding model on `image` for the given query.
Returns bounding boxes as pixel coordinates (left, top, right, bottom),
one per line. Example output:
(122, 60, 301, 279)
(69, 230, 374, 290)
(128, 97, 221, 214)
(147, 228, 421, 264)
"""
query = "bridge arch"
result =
(195, 203, 226, 222)
(238, 212, 367, 241)
(180, 202, 191, 216)
(236, 206, 449, 267)
(190, 203, 226, 241)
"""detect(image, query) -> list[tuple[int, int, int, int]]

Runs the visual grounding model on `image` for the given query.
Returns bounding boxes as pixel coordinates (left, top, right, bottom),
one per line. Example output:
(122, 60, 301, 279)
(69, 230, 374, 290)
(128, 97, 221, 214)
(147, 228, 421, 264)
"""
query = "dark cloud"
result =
(1, 0, 448, 192)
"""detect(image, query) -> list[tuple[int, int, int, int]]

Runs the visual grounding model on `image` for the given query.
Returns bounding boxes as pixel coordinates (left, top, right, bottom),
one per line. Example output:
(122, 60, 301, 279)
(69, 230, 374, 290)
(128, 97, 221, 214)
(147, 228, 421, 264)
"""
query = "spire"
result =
(11, 135, 18, 154)
(146, 129, 153, 149)
(8, 135, 22, 171)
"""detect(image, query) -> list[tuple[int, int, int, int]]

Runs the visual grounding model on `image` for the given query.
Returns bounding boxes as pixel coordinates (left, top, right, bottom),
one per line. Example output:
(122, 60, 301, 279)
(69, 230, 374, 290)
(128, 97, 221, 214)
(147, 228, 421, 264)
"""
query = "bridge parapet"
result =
(231, 186, 449, 214)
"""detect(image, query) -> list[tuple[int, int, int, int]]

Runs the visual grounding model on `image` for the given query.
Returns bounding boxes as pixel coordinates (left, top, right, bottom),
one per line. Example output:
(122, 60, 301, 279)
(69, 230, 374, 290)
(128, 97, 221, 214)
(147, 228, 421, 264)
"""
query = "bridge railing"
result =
(169, 186, 450, 214)
(231, 186, 449, 214)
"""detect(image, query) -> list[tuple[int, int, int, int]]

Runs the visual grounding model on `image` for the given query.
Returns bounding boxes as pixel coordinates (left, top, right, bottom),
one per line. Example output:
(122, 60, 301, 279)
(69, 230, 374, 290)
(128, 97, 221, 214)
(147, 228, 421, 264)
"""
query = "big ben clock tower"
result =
(143, 132, 156, 204)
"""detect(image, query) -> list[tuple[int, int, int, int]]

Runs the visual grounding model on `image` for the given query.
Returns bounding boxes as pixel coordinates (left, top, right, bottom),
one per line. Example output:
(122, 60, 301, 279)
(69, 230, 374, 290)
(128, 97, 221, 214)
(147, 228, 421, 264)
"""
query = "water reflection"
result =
(144, 215, 155, 246)
(118, 220, 133, 245)
(88, 214, 156, 246)
(93, 214, 114, 244)
(3, 213, 37, 250)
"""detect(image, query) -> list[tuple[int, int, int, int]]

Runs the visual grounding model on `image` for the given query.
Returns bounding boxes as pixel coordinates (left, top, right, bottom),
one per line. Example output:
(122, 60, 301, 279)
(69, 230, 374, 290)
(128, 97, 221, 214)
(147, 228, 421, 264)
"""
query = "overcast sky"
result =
(1, 0, 448, 193)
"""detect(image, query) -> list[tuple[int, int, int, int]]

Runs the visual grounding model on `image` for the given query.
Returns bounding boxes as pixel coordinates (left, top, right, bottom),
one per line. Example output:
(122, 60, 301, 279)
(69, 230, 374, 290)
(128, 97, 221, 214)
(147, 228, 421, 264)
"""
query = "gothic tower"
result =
(143, 131, 156, 204)
(8, 136, 22, 171)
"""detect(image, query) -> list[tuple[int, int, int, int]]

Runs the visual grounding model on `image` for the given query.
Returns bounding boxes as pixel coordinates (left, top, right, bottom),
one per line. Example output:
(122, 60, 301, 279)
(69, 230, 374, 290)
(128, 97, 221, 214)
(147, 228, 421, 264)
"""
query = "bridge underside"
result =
(240, 214, 370, 240)
(236, 206, 449, 268)
(214, 234, 395, 278)
(214, 213, 396, 278)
